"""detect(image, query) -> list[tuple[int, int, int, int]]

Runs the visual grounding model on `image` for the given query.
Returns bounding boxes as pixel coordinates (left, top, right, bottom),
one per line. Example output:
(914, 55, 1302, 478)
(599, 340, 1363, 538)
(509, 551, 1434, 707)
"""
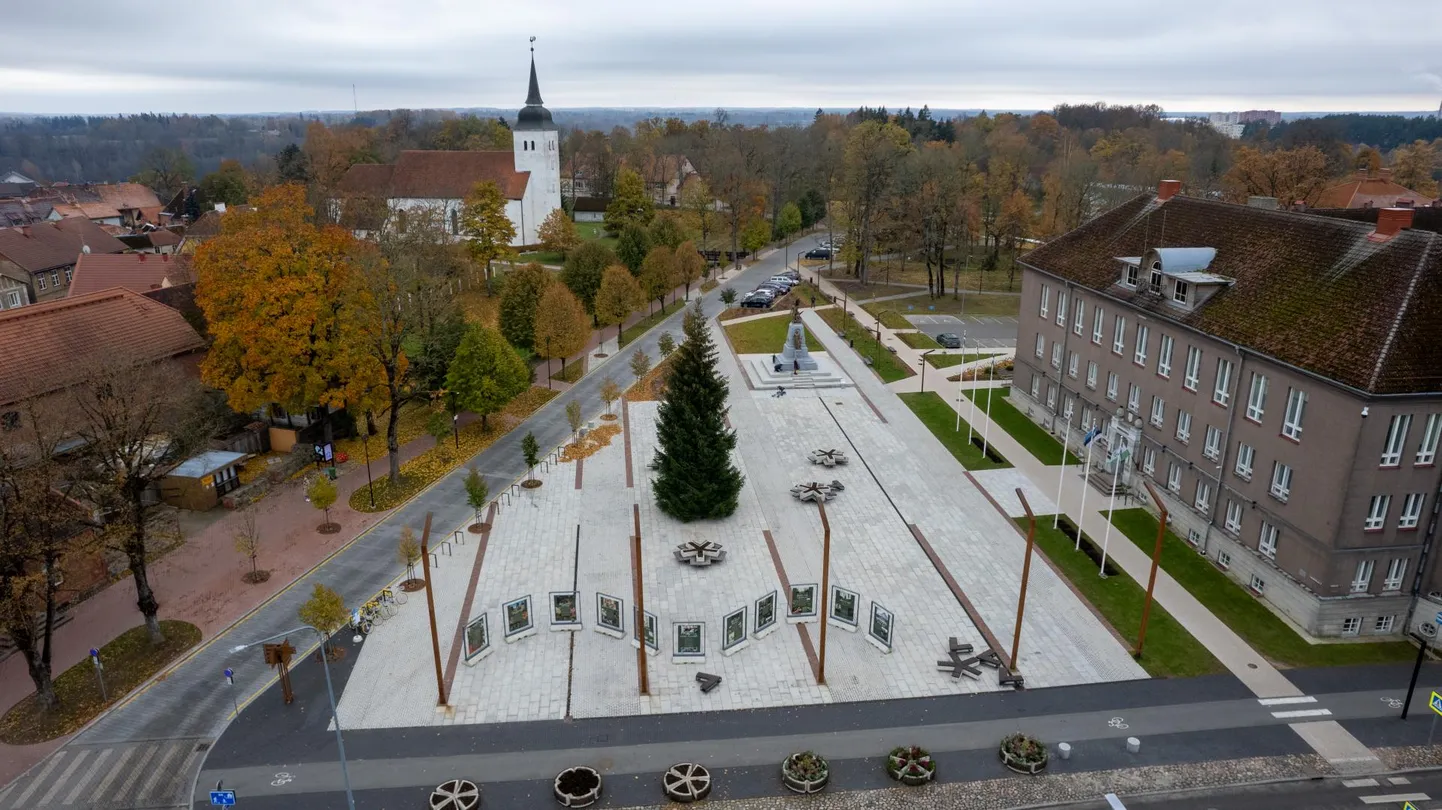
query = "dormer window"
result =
(1123, 264, 1139, 287)
(1148, 262, 1163, 293)
(1172, 280, 1190, 304)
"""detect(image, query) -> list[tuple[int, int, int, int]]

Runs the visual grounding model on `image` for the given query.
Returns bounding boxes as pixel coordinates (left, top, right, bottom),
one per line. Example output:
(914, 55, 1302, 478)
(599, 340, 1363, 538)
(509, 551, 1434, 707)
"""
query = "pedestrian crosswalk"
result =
(0, 738, 208, 810)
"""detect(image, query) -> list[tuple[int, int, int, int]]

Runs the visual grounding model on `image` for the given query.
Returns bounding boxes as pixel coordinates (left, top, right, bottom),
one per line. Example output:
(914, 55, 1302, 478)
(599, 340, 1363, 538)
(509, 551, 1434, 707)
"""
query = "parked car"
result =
(804, 248, 833, 260)
(936, 333, 962, 349)
(740, 294, 774, 309)
(779, 269, 801, 280)
(766, 276, 798, 289)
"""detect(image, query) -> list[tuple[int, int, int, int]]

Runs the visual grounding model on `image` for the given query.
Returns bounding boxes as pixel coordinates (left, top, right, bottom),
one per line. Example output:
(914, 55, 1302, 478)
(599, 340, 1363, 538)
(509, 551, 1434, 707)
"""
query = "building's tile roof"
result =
(1311, 205, 1442, 235)
(0, 219, 127, 273)
(0, 288, 205, 406)
(185, 209, 224, 237)
(93, 182, 163, 214)
(67, 252, 193, 297)
(336, 151, 529, 200)
(1021, 194, 1442, 395)
(1315, 173, 1436, 209)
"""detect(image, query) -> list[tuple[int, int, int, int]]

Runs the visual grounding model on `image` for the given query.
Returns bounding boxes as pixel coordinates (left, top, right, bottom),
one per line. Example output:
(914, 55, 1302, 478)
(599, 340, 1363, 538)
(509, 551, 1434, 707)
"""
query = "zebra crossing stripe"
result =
(35, 750, 89, 807)
(112, 745, 160, 802)
(135, 742, 185, 801)
(61, 748, 112, 806)
(88, 746, 136, 803)
(9, 751, 66, 809)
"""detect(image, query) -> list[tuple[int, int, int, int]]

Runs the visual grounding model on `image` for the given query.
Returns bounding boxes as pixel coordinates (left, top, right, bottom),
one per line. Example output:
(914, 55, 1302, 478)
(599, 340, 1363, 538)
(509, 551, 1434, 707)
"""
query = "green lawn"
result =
(816, 308, 914, 382)
(963, 387, 1081, 465)
(898, 392, 1010, 470)
(723, 314, 823, 354)
(860, 303, 914, 330)
(1022, 517, 1223, 678)
(619, 299, 686, 347)
(549, 359, 586, 384)
(1107, 509, 1418, 668)
(926, 351, 1005, 369)
(897, 331, 942, 350)
(830, 281, 924, 301)
(576, 221, 619, 251)
(888, 291, 1022, 318)
(517, 250, 565, 265)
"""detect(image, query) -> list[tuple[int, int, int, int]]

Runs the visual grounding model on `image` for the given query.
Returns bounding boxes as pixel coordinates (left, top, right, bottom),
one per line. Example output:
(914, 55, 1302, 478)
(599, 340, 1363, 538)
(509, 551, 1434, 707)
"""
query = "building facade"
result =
(1013, 182, 1442, 638)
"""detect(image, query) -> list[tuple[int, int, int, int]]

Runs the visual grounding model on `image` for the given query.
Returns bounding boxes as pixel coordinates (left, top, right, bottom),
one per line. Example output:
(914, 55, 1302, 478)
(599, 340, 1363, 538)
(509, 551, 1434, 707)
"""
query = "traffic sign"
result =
(210, 790, 236, 806)
(1435, 610, 1442, 625)
(1430, 690, 1442, 717)
(1402, 802, 1417, 810)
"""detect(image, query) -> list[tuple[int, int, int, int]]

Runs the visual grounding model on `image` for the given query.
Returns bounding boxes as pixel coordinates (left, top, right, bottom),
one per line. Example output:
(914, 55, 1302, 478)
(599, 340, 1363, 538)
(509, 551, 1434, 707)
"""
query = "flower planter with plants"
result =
(553, 766, 602, 808)
(999, 733, 1048, 775)
(886, 745, 936, 786)
(781, 751, 829, 794)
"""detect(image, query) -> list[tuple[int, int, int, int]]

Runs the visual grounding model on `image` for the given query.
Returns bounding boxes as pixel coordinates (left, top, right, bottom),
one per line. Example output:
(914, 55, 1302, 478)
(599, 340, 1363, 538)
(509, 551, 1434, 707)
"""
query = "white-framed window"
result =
(1157, 334, 1174, 378)
(1351, 560, 1374, 593)
(1148, 261, 1163, 293)
(1217, 549, 1232, 569)
(1269, 462, 1292, 502)
(1194, 480, 1212, 512)
(1092, 306, 1105, 345)
(1067, 352, 1079, 378)
(64, 267, 73, 283)
(1365, 495, 1391, 530)
(1245, 373, 1268, 422)
(1142, 445, 1156, 475)
(1175, 410, 1192, 442)
(1167, 462, 1182, 493)
(48, 271, 58, 287)
(1063, 396, 1075, 420)
(1235, 443, 1255, 479)
(1123, 263, 1139, 287)
(1073, 298, 1085, 335)
(1400, 493, 1424, 529)
(1249, 574, 1265, 594)
(1187, 528, 1202, 546)
(1281, 388, 1307, 441)
(1213, 359, 1234, 407)
(1030, 374, 1040, 398)
(1150, 396, 1165, 427)
(1086, 361, 1097, 390)
(1133, 324, 1149, 366)
(1258, 522, 1278, 558)
(1183, 346, 1201, 391)
(36, 273, 47, 291)
(1384, 558, 1407, 591)
(1375, 615, 1396, 633)
(1224, 500, 1243, 534)
(1112, 315, 1126, 355)
(1417, 414, 1441, 465)
(4, 289, 20, 308)
(1172, 279, 1190, 305)
(1046, 385, 1057, 409)
(1051, 342, 1063, 370)
(1056, 291, 1067, 326)
(1341, 617, 1360, 636)
(1106, 372, 1118, 402)
(1040, 284, 1050, 318)
(1203, 425, 1222, 460)
(1034, 332, 1045, 359)
(1381, 414, 1411, 467)
(1127, 383, 1140, 414)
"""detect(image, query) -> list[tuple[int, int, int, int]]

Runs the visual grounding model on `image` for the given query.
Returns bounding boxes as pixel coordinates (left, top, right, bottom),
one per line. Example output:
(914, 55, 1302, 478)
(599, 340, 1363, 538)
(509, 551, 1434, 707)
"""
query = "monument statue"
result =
(779, 299, 818, 372)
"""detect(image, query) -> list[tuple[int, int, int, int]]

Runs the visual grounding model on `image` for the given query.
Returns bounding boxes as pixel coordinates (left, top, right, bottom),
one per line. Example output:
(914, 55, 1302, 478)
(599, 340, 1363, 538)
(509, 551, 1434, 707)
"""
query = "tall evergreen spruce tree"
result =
(652, 302, 744, 521)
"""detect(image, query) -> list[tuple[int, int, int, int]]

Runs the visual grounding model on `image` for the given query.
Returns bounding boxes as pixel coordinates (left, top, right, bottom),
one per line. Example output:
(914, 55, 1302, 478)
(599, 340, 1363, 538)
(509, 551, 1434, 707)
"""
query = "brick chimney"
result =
(1157, 180, 1182, 201)
(1373, 207, 1414, 239)
(20, 225, 30, 237)
(138, 253, 147, 262)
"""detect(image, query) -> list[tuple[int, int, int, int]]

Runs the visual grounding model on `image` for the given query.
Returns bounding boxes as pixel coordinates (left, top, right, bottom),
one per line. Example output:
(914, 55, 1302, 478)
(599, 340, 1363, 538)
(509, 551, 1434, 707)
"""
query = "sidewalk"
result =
(806, 272, 1383, 774)
(0, 417, 474, 787)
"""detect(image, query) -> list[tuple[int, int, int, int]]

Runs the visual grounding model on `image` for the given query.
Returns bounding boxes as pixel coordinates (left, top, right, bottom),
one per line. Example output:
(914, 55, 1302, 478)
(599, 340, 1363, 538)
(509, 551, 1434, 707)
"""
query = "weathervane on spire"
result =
(529, 35, 536, 53)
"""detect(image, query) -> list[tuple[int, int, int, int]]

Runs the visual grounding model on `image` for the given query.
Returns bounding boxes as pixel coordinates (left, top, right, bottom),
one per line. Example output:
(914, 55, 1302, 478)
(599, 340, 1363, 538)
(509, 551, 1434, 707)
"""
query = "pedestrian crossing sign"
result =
(1402, 801, 1417, 810)
(1431, 691, 1442, 717)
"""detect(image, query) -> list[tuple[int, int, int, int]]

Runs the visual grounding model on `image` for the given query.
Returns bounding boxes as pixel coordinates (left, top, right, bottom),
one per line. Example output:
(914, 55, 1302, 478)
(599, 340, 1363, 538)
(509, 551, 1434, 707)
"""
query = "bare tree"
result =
(233, 506, 265, 584)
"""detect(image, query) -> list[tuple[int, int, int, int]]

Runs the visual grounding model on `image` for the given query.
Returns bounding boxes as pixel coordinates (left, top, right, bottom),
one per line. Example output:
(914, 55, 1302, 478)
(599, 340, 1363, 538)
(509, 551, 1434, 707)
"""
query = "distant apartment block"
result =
(1014, 181, 1442, 639)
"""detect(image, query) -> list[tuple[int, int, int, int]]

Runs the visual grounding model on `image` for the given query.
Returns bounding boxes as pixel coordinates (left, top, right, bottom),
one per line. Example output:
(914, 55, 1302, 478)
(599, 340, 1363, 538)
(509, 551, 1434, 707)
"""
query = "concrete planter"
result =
(429, 779, 480, 810)
(662, 762, 711, 803)
(999, 734, 1048, 775)
(886, 746, 936, 786)
(553, 766, 601, 808)
(781, 752, 829, 794)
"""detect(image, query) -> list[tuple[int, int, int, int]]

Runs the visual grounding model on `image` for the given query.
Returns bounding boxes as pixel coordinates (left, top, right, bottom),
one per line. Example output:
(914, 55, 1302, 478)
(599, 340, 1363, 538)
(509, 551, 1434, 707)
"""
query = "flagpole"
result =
(1076, 425, 1094, 551)
(966, 334, 978, 445)
(1053, 403, 1073, 529)
(1100, 479, 1117, 576)
(981, 359, 995, 459)
(956, 329, 967, 433)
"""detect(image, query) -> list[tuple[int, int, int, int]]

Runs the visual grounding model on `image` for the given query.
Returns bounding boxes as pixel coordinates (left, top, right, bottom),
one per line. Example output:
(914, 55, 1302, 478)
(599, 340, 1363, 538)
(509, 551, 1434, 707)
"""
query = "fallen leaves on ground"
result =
(624, 354, 678, 402)
(559, 424, 622, 462)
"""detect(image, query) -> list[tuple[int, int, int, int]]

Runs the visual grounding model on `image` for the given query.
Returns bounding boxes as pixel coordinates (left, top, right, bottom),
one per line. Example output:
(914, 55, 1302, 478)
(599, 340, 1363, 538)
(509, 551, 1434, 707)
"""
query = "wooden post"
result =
(419, 513, 447, 706)
(817, 499, 831, 685)
(1010, 489, 1037, 671)
(1137, 481, 1167, 659)
(633, 504, 648, 695)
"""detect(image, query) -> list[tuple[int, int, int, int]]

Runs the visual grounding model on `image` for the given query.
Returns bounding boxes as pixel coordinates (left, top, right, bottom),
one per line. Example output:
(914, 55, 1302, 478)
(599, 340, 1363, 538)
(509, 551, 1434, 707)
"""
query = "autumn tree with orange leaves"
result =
(194, 184, 382, 448)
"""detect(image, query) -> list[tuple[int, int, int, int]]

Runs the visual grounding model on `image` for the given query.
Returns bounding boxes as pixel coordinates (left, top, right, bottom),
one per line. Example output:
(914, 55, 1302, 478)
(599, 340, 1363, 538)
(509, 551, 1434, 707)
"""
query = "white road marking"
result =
(1258, 696, 1317, 706)
(1342, 778, 1379, 788)
(1103, 794, 1128, 809)
(1273, 708, 1333, 718)
(36, 750, 89, 806)
(1359, 793, 1430, 804)
(10, 751, 66, 809)
(62, 747, 113, 805)
(88, 746, 137, 803)
(1389, 776, 1412, 785)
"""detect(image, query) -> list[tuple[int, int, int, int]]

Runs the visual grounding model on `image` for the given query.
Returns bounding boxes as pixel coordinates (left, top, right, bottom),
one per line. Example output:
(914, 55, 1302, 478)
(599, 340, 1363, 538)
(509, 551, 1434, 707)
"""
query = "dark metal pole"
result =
(418, 513, 447, 706)
(451, 413, 459, 450)
(1011, 489, 1037, 670)
(633, 504, 648, 695)
(316, 630, 357, 810)
(361, 432, 374, 509)
(1403, 633, 1428, 719)
(1137, 481, 1167, 659)
(818, 499, 831, 685)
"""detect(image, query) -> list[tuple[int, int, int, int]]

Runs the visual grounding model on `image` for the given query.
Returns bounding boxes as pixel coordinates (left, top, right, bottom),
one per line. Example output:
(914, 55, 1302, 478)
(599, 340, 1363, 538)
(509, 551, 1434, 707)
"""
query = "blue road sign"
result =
(1402, 802, 1417, 810)
(210, 790, 236, 806)
(1435, 610, 1442, 625)
(1430, 691, 1442, 717)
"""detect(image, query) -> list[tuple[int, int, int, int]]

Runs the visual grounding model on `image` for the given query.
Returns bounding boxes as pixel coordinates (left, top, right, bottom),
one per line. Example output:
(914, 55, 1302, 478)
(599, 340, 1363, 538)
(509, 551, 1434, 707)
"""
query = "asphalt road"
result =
(906, 312, 1019, 348)
(1068, 771, 1442, 809)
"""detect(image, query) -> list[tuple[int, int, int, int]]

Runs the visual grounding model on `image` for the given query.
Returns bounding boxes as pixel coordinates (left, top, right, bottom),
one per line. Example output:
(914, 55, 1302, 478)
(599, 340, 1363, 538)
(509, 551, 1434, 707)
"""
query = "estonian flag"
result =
(1083, 426, 1100, 446)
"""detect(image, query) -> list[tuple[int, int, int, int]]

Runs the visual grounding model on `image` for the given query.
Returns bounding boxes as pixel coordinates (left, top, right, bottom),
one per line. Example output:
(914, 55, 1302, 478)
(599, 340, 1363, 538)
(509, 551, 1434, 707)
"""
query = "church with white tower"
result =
(335, 49, 563, 247)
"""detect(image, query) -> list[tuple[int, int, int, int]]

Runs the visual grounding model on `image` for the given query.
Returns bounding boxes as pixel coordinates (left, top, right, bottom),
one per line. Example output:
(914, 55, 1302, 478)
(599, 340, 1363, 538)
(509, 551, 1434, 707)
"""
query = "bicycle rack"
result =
(453, 529, 465, 546)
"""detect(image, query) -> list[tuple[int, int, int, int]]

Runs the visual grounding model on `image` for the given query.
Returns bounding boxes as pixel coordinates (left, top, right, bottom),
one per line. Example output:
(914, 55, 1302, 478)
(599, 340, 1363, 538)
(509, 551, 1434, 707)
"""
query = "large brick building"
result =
(1013, 180, 1442, 638)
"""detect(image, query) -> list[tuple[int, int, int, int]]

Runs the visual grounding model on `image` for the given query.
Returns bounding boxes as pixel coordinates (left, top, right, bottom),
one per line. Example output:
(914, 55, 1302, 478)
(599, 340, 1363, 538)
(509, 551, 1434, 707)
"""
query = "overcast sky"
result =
(3, 0, 1441, 116)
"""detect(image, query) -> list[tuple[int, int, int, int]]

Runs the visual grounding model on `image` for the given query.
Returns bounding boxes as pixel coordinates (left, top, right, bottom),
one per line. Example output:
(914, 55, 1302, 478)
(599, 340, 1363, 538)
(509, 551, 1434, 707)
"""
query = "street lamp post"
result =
(232, 625, 356, 810)
(1136, 481, 1168, 659)
(360, 431, 375, 509)
(920, 349, 935, 393)
(451, 413, 459, 450)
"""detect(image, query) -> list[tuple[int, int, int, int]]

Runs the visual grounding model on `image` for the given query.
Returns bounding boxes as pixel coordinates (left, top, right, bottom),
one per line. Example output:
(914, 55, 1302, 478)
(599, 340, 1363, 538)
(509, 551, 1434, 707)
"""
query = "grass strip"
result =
(963, 387, 1081, 465)
(898, 392, 1010, 470)
(816, 308, 914, 382)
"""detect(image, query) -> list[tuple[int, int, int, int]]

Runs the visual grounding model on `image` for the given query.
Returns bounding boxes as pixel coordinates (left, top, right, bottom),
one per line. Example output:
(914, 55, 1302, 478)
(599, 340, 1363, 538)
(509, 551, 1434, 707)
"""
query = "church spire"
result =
(526, 37, 543, 106)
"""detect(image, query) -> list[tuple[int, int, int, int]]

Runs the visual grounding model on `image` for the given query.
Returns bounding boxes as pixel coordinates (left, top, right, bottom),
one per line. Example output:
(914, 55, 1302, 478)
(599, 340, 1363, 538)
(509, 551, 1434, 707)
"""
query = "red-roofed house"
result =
(0, 218, 128, 307)
(1314, 168, 1437, 209)
(332, 53, 562, 245)
(67, 252, 193, 298)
